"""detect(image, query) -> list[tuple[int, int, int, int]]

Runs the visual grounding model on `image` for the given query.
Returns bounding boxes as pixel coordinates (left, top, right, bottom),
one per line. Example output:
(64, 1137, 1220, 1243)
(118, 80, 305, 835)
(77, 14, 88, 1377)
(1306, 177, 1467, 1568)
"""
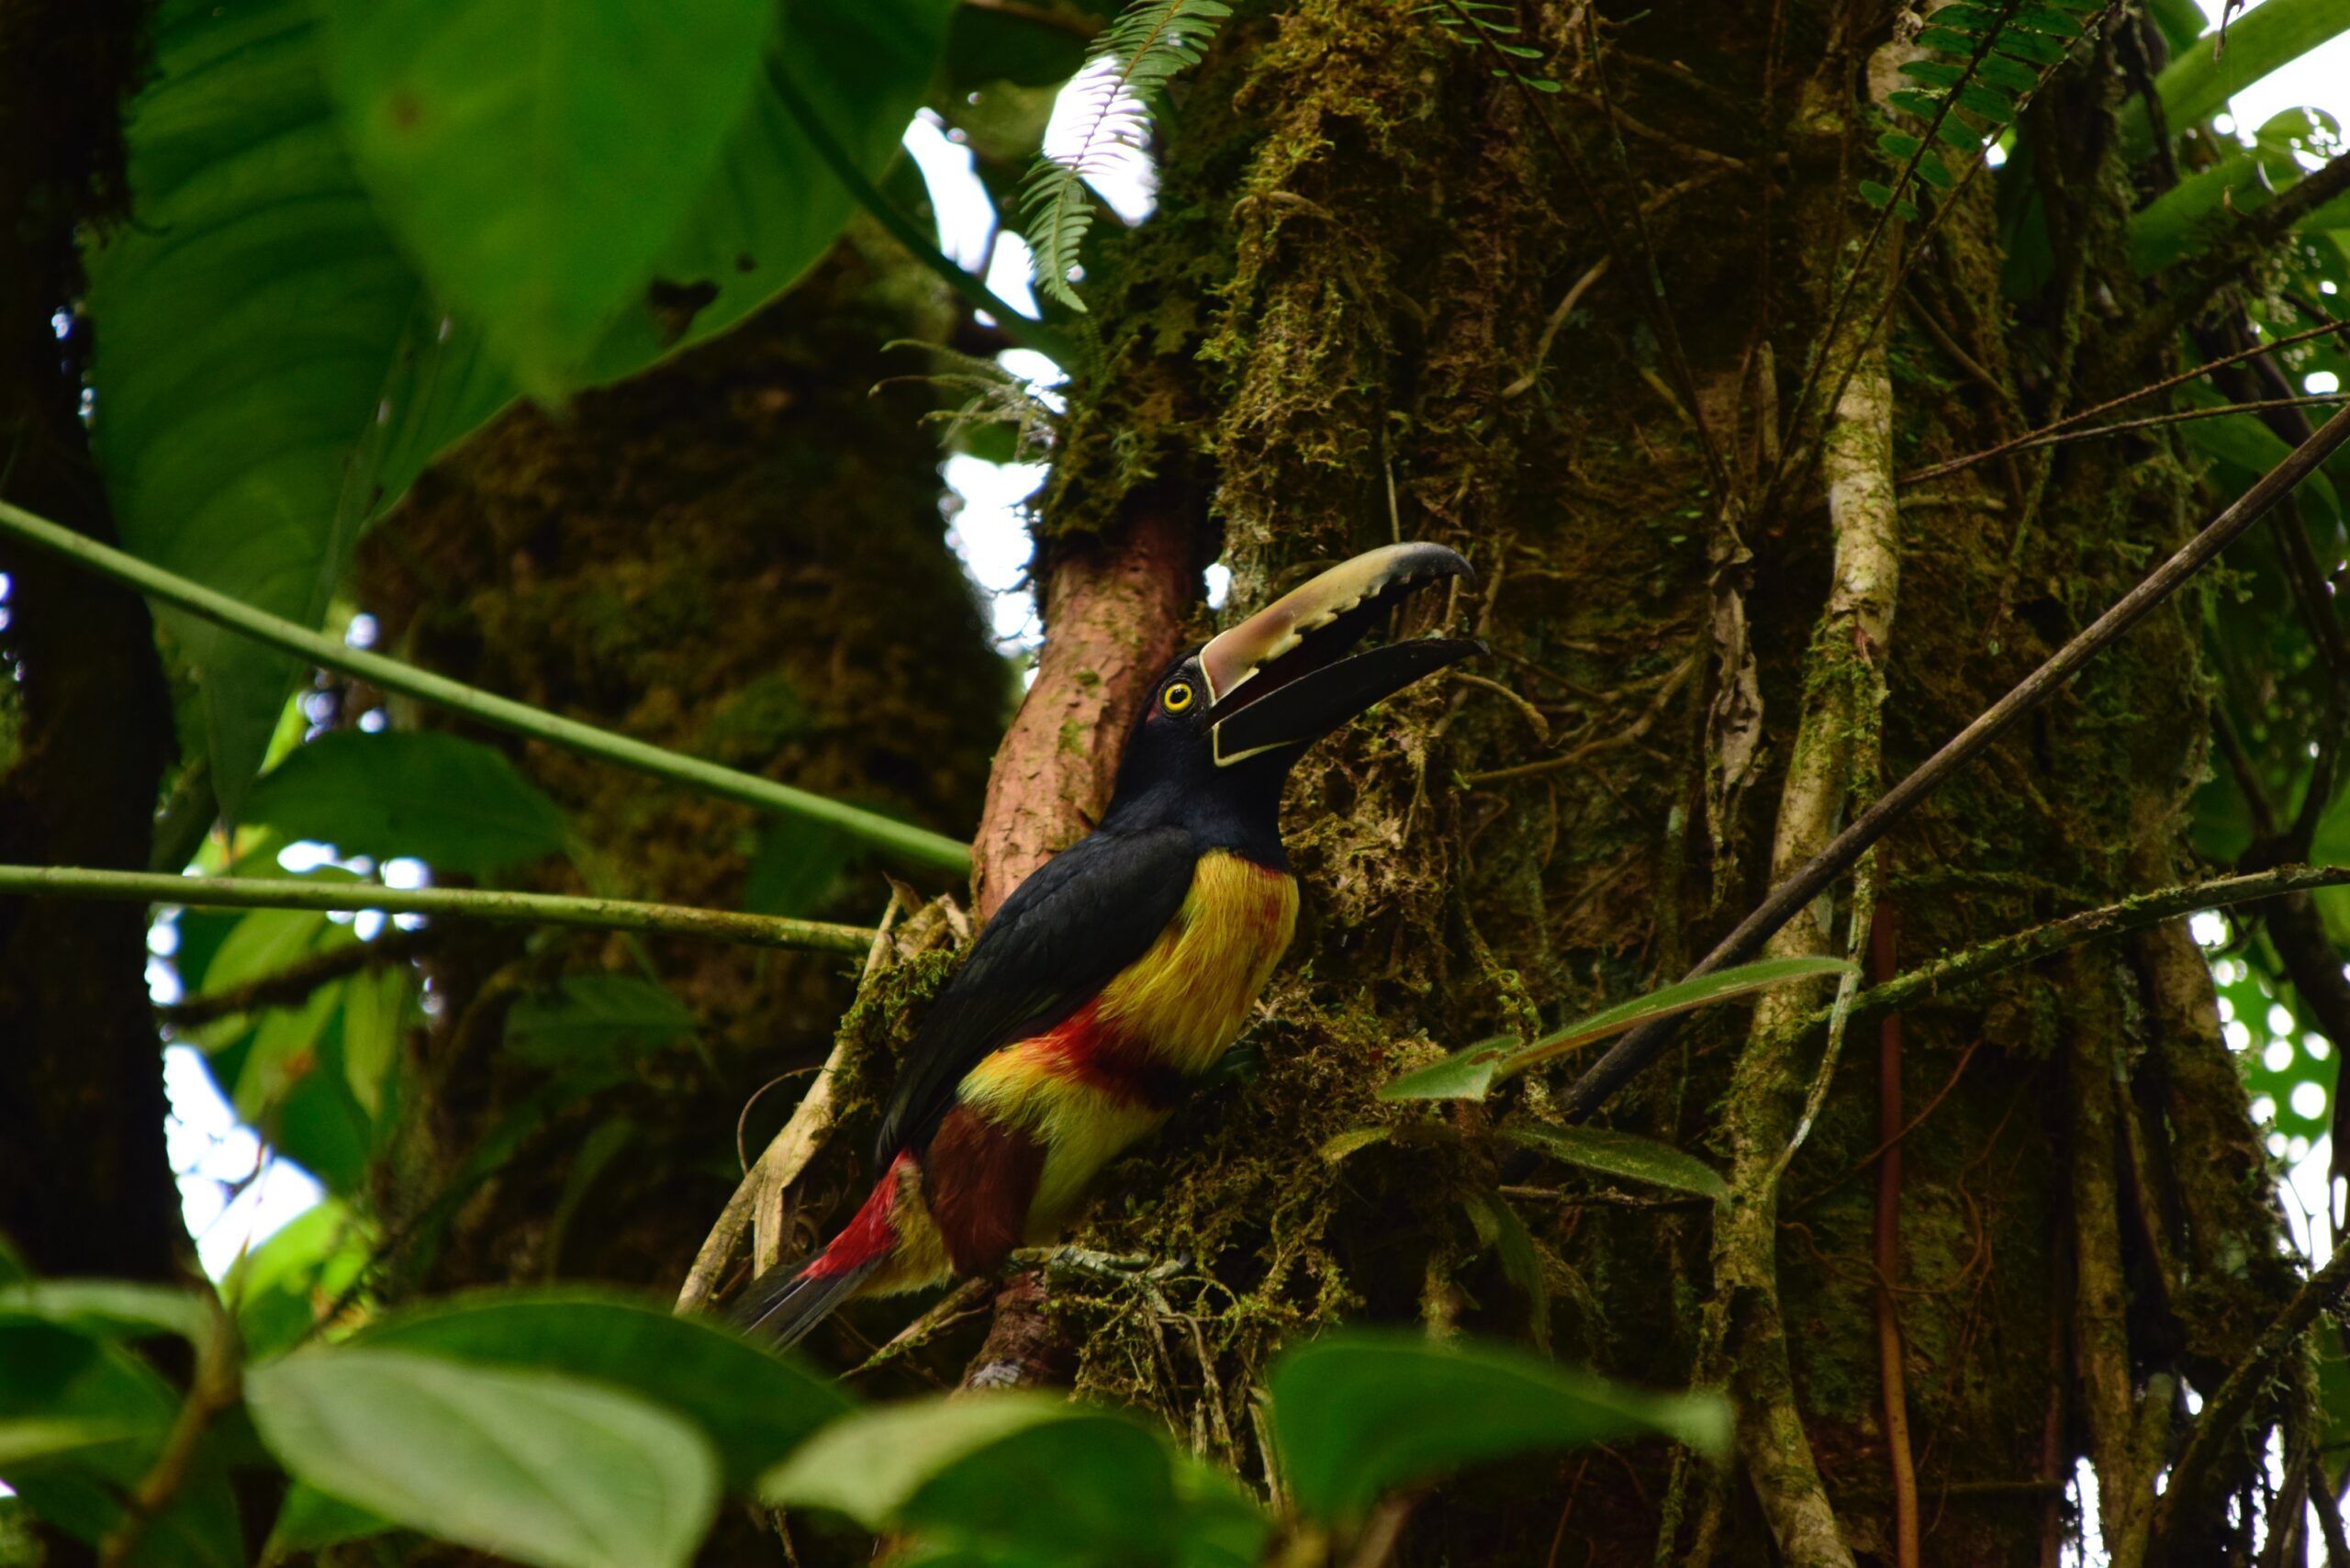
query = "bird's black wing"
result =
(873, 824, 1199, 1165)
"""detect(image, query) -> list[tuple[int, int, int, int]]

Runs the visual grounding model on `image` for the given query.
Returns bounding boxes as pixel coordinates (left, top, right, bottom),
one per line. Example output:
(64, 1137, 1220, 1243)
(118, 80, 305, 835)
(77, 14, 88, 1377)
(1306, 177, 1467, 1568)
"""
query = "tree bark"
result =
(0, 0, 185, 1283)
(946, 2, 2299, 1561)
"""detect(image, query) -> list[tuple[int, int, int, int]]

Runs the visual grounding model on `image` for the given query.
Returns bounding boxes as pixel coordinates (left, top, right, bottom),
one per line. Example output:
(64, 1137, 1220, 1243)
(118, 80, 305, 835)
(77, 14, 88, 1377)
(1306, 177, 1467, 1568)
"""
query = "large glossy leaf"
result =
(240, 729, 568, 875)
(348, 1290, 849, 1488)
(1267, 1332, 1729, 1526)
(88, 0, 957, 811)
(0, 1282, 210, 1344)
(246, 1347, 719, 1568)
(1379, 957, 1854, 1102)
(323, 0, 776, 397)
(762, 1394, 1266, 1567)
(86, 0, 509, 812)
(2119, 0, 2350, 159)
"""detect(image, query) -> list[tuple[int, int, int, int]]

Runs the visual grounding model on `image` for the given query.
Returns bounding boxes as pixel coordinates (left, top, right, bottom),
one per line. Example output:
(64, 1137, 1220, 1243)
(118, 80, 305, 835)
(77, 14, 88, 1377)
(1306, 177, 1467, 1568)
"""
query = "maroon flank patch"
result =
(926, 1108, 1046, 1276)
(1033, 1001, 1192, 1111)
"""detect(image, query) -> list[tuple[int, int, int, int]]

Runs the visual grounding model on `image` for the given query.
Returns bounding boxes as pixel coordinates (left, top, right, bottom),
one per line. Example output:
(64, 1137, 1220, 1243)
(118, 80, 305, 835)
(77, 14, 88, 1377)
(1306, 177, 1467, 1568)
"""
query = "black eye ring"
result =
(1162, 681, 1196, 712)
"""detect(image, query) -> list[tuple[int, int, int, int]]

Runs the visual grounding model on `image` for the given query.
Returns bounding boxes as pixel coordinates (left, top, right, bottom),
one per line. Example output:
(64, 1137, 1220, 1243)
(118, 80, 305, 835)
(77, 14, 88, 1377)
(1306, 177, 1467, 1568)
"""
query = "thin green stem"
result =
(771, 73, 1082, 370)
(0, 499, 972, 875)
(0, 866, 877, 954)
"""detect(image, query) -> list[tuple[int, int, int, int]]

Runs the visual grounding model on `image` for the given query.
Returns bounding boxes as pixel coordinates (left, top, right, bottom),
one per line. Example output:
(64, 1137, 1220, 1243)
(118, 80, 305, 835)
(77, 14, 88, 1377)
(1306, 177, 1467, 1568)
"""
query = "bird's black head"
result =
(1101, 543, 1483, 857)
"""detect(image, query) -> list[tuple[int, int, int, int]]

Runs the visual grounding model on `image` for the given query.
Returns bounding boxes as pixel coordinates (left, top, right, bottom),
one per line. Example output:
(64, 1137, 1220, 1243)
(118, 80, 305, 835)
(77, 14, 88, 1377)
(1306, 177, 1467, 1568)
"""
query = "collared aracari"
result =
(735, 543, 1481, 1347)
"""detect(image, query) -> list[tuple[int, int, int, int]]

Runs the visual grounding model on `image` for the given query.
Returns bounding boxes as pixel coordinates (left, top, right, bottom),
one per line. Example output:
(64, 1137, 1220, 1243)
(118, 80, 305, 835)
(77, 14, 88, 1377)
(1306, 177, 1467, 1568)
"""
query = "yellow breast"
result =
(1095, 848, 1300, 1077)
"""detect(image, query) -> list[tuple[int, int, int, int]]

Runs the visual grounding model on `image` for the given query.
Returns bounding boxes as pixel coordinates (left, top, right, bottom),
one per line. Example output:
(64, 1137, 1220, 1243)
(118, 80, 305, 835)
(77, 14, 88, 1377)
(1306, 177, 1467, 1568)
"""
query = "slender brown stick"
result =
(1872, 911, 1922, 1568)
(1559, 404, 2350, 1121)
(157, 927, 439, 1026)
(99, 1305, 240, 1567)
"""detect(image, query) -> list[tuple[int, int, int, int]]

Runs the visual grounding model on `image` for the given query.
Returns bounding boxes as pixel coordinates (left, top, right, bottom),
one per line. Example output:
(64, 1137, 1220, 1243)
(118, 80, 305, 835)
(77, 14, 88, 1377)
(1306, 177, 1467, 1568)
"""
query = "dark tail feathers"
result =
(731, 1155, 908, 1347)
(732, 1251, 888, 1348)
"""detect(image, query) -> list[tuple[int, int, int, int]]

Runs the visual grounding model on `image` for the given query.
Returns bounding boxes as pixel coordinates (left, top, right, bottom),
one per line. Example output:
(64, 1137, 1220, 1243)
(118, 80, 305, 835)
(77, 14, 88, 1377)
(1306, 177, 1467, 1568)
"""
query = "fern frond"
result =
(888, 342, 1066, 465)
(1020, 0, 1233, 314)
(1860, 0, 2114, 220)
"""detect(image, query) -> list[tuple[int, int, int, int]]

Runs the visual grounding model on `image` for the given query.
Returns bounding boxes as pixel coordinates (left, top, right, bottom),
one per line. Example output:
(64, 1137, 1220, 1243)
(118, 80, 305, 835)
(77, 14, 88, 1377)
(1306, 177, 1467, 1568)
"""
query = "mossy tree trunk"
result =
(931, 2, 2298, 1562)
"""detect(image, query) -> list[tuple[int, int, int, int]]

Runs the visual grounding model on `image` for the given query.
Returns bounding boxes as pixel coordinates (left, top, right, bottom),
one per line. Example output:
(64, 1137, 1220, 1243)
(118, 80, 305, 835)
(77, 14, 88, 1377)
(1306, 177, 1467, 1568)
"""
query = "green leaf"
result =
(349, 1289, 849, 1488)
(0, 1419, 150, 1470)
(1879, 131, 1926, 161)
(1464, 1193, 1552, 1351)
(322, 0, 777, 398)
(1899, 59, 1966, 88)
(0, 1325, 245, 1567)
(2009, 2, 2086, 32)
(246, 1347, 720, 1568)
(1992, 28, 2066, 65)
(223, 1199, 375, 1359)
(1505, 1122, 1729, 1201)
(1953, 81, 2018, 122)
(763, 1394, 1267, 1566)
(1886, 88, 1945, 119)
(1377, 1034, 1516, 1102)
(1858, 178, 1899, 210)
(2121, 0, 2350, 160)
(1923, 4, 1996, 32)
(1267, 1332, 1729, 1526)
(744, 816, 855, 918)
(265, 1484, 393, 1556)
(241, 730, 567, 876)
(504, 973, 699, 1084)
(762, 1395, 1072, 1526)
(0, 1282, 211, 1343)
(87, 0, 955, 810)
(1380, 958, 1854, 1102)
(1911, 151, 1959, 190)
(1317, 1125, 1395, 1162)
(2128, 147, 2305, 275)
(1974, 51, 2041, 94)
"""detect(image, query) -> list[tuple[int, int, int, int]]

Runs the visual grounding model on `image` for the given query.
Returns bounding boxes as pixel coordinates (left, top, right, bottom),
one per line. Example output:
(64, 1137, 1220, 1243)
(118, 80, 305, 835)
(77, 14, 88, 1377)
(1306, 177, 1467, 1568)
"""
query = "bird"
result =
(733, 542, 1482, 1347)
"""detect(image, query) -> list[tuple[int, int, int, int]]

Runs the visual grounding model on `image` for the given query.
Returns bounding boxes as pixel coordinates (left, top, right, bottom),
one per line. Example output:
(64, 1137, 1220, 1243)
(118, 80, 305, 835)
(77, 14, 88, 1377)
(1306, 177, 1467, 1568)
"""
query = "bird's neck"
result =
(1098, 770, 1291, 871)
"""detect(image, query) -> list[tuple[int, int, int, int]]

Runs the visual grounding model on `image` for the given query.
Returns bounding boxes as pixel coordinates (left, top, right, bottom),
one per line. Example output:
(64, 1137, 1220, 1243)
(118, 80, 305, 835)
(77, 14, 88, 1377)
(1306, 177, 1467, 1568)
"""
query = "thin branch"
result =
(1557, 404, 2350, 1121)
(770, 73, 1080, 368)
(845, 1275, 996, 1380)
(158, 926, 439, 1026)
(2309, 1452, 2350, 1568)
(1786, 865, 2350, 1048)
(0, 498, 972, 874)
(0, 866, 876, 954)
(1900, 395, 2350, 484)
(2148, 1236, 2350, 1560)
(1900, 317, 2350, 487)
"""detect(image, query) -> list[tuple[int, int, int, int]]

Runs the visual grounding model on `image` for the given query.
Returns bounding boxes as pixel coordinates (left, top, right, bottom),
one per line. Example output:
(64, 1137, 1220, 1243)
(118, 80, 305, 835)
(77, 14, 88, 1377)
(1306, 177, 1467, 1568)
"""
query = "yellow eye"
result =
(1161, 681, 1196, 712)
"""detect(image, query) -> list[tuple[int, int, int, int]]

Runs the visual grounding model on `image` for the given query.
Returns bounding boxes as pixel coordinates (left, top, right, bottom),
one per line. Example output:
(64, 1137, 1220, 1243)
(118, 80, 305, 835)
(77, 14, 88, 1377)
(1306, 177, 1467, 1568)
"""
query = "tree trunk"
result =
(0, 0, 186, 1285)
(955, 2, 2296, 1561)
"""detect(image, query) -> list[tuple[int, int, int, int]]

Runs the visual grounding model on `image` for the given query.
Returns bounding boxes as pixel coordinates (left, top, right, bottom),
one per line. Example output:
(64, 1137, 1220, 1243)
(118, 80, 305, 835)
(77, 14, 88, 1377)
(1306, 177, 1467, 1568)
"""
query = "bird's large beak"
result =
(1200, 542, 1483, 767)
